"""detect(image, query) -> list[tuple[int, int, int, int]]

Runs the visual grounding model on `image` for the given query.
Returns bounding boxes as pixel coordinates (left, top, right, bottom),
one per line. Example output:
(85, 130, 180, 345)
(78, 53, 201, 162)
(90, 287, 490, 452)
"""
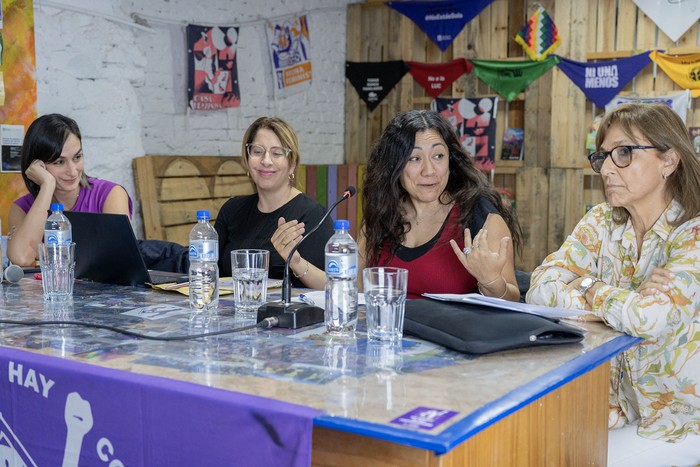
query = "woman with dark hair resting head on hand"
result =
(7, 113, 132, 267)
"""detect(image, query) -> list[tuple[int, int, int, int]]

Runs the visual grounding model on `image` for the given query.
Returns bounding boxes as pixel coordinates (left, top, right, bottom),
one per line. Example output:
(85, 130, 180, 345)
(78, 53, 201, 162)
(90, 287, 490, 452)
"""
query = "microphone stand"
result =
(256, 189, 354, 329)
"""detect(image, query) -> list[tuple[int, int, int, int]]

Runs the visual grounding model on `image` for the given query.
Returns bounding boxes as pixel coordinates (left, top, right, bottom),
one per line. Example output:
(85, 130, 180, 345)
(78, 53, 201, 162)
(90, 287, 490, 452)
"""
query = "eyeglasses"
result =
(587, 145, 657, 173)
(246, 143, 291, 159)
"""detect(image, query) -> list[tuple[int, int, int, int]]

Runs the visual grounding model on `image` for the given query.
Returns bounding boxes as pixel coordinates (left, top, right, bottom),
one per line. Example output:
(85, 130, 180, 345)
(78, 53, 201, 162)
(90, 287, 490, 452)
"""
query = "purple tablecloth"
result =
(0, 346, 319, 466)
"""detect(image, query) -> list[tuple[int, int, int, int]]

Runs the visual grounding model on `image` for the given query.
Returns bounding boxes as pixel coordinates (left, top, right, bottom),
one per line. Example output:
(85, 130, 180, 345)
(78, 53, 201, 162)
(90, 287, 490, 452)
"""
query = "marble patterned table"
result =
(0, 278, 639, 465)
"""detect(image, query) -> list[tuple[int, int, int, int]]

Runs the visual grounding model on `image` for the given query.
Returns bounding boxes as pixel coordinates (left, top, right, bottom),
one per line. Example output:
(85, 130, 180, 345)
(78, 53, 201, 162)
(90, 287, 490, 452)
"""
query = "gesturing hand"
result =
(271, 217, 305, 265)
(449, 228, 510, 285)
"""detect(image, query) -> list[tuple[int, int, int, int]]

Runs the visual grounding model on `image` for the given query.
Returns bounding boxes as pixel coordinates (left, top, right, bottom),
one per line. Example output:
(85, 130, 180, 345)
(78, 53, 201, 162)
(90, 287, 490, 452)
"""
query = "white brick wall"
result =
(34, 0, 354, 238)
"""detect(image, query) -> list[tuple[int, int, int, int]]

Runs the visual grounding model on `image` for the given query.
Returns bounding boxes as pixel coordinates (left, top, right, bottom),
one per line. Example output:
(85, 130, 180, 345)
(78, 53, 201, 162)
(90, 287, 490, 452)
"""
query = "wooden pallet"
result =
(133, 155, 254, 246)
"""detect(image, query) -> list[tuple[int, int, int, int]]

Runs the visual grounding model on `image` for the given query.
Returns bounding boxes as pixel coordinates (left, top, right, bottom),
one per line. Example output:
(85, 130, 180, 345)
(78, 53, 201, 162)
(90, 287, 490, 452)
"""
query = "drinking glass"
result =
(38, 242, 75, 301)
(231, 249, 269, 315)
(363, 267, 408, 342)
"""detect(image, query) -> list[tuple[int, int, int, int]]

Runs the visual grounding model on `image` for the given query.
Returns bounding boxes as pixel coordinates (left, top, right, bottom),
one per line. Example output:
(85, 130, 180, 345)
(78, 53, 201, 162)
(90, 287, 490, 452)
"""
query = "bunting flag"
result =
(386, 0, 494, 52)
(514, 6, 560, 61)
(470, 56, 560, 101)
(267, 15, 313, 98)
(556, 52, 652, 108)
(407, 58, 472, 99)
(605, 90, 691, 121)
(649, 50, 700, 98)
(432, 96, 499, 171)
(345, 61, 410, 111)
(633, 0, 700, 43)
(187, 25, 241, 110)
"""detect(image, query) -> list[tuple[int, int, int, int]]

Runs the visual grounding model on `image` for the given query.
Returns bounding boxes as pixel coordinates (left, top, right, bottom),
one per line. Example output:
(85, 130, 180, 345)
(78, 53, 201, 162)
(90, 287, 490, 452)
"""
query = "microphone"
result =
(257, 186, 356, 329)
(4, 264, 24, 284)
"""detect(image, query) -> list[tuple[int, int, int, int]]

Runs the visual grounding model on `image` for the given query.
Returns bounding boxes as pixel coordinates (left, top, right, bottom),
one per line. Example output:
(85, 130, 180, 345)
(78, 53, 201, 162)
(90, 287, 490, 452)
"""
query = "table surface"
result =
(0, 278, 639, 454)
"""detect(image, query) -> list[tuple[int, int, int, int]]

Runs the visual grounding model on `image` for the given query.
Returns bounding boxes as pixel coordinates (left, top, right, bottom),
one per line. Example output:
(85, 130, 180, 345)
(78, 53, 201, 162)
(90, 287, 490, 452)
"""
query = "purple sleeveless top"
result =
(14, 178, 133, 217)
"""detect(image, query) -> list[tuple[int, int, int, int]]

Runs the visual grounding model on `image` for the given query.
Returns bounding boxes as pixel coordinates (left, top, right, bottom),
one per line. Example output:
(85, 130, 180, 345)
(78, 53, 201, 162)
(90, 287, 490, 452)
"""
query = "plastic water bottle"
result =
(44, 203, 72, 245)
(324, 220, 358, 335)
(188, 210, 219, 312)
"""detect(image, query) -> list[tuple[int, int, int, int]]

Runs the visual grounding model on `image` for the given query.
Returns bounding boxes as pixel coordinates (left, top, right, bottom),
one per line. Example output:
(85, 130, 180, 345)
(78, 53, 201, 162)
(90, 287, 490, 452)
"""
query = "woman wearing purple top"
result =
(7, 114, 132, 267)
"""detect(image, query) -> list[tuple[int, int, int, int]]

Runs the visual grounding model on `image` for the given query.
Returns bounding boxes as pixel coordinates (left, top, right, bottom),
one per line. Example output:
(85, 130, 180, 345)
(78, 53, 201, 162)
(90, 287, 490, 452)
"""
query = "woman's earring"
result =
(662, 172, 668, 180)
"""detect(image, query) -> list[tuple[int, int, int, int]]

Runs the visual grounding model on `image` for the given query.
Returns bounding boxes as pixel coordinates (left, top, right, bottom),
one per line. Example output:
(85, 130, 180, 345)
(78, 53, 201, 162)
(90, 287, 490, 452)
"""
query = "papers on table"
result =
(153, 277, 284, 296)
(421, 293, 589, 320)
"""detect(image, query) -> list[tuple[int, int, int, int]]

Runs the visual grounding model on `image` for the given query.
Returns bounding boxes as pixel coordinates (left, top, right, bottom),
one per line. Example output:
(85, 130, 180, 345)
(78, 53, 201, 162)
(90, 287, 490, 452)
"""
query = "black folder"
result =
(404, 299, 585, 355)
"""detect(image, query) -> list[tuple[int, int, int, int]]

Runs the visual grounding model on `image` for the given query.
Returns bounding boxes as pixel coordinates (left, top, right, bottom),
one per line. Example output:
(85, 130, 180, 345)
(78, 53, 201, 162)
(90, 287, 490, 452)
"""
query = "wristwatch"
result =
(578, 276, 600, 295)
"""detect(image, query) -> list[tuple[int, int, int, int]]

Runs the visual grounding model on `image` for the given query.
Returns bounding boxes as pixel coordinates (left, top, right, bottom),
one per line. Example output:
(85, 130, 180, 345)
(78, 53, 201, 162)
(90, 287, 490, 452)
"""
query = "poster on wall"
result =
(501, 128, 524, 161)
(267, 15, 312, 98)
(1, 124, 23, 172)
(186, 24, 240, 111)
(688, 127, 700, 157)
(605, 90, 691, 121)
(432, 97, 498, 171)
(0, 0, 38, 234)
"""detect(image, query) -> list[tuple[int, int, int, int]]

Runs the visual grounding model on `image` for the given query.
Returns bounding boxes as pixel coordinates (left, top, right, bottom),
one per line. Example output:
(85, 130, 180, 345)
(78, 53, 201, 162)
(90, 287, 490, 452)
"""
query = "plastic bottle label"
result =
(45, 230, 72, 245)
(189, 240, 218, 261)
(325, 253, 357, 278)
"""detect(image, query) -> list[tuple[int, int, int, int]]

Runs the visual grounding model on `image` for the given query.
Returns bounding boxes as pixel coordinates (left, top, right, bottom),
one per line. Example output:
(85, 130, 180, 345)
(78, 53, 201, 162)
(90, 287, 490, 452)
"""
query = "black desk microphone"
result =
(257, 186, 356, 329)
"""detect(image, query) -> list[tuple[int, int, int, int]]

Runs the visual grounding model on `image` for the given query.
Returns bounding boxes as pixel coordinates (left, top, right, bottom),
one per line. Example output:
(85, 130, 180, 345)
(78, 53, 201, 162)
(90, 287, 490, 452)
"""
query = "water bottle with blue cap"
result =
(324, 219, 358, 335)
(44, 203, 72, 245)
(188, 210, 219, 312)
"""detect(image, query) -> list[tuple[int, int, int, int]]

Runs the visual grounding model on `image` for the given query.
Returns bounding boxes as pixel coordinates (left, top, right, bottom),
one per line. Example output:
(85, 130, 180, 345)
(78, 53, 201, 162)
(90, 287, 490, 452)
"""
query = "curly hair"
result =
(362, 109, 521, 266)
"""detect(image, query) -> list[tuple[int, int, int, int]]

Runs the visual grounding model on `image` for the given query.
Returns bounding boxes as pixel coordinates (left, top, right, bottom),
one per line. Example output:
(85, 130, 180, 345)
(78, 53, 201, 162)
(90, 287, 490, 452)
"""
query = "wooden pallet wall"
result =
(345, 0, 700, 270)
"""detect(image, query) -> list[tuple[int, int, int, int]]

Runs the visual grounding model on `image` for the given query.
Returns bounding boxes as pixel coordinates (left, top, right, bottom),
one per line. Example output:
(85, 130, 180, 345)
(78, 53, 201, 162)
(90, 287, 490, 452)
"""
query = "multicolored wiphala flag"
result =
(514, 6, 560, 62)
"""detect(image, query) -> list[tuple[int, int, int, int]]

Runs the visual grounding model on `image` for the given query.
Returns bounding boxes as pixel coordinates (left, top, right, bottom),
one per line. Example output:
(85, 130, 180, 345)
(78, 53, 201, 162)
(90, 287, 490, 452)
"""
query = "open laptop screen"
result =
(64, 211, 186, 287)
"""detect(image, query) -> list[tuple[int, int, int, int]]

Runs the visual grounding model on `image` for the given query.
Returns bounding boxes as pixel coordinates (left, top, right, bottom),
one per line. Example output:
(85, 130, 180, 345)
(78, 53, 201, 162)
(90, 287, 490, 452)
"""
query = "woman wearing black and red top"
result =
(292, 109, 522, 300)
(362, 109, 522, 300)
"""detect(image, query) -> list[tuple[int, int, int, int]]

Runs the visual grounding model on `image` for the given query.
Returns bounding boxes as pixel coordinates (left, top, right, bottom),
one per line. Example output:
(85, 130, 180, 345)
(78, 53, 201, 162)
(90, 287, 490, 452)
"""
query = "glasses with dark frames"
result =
(246, 144, 291, 159)
(587, 145, 657, 173)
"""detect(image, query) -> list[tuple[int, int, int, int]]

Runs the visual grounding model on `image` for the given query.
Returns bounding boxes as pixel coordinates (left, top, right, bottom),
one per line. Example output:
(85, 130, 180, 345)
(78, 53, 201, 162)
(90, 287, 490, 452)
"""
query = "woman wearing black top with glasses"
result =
(214, 117, 333, 286)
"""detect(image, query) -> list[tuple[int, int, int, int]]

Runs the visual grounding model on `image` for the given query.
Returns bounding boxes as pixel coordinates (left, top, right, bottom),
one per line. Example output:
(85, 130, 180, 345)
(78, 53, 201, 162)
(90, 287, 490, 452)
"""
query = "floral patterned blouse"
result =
(527, 200, 700, 442)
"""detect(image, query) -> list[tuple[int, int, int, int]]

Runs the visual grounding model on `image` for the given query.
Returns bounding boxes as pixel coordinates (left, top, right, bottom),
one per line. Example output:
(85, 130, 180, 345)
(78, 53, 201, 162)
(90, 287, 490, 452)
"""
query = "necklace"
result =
(53, 191, 80, 211)
(414, 201, 454, 226)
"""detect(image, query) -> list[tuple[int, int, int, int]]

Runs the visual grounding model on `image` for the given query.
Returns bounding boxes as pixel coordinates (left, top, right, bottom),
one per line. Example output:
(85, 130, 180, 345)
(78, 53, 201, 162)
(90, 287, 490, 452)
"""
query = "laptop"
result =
(64, 211, 188, 287)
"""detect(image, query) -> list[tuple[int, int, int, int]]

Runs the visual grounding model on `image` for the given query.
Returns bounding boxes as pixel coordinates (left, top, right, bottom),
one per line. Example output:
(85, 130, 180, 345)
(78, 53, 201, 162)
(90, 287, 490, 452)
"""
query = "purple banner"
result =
(386, 0, 493, 52)
(556, 52, 651, 108)
(0, 347, 318, 466)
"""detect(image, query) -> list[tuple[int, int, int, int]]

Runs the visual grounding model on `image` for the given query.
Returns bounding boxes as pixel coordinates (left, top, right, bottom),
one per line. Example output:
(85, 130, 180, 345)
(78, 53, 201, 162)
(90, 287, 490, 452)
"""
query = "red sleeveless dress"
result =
(376, 203, 483, 299)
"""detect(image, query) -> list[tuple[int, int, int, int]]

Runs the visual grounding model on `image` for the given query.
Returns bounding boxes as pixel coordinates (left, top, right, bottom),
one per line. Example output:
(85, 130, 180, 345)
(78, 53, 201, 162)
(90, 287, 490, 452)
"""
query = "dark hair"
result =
(595, 103, 700, 225)
(240, 116, 300, 187)
(362, 109, 521, 265)
(20, 113, 89, 197)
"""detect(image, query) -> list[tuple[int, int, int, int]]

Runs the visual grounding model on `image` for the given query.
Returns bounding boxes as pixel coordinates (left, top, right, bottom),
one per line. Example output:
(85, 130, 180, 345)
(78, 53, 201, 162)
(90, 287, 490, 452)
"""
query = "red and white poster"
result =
(187, 25, 240, 110)
(433, 97, 499, 171)
(267, 15, 312, 98)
